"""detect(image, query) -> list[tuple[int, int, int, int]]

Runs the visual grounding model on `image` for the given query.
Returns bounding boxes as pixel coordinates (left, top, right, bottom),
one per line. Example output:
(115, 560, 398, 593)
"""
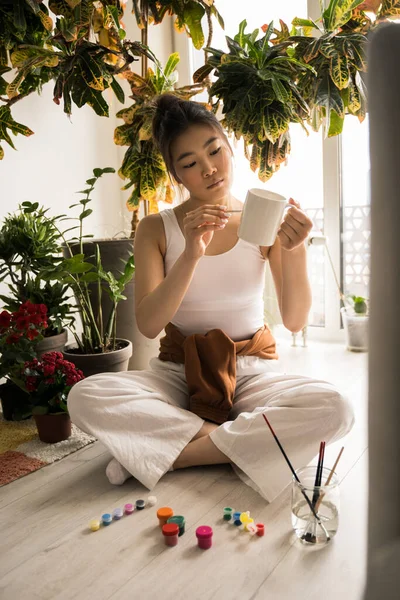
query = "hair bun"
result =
(154, 94, 181, 119)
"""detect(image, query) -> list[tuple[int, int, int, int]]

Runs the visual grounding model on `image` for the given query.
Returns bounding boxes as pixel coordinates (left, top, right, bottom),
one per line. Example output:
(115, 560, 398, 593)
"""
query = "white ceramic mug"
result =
(238, 188, 290, 247)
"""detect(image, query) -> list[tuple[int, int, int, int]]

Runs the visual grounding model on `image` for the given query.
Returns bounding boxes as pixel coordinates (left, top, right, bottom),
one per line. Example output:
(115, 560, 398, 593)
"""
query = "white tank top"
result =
(159, 208, 266, 342)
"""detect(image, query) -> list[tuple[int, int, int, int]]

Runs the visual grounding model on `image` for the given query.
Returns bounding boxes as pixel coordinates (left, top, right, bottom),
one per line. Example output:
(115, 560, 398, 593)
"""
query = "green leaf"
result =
(270, 75, 290, 104)
(116, 255, 135, 288)
(292, 18, 320, 30)
(102, 167, 115, 173)
(235, 19, 248, 48)
(79, 272, 100, 283)
(0, 106, 34, 154)
(327, 108, 344, 136)
(164, 52, 180, 78)
(330, 53, 350, 89)
(193, 63, 213, 83)
(380, 0, 400, 16)
(316, 71, 345, 118)
(79, 209, 93, 220)
(110, 77, 125, 104)
(93, 168, 103, 177)
(347, 78, 361, 113)
(14, 0, 27, 32)
(114, 124, 134, 146)
(105, 5, 120, 31)
(323, 0, 364, 31)
(303, 38, 322, 63)
(71, 83, 109, 117)
(211, 4, 225, 30)
(86, 178, 96, 185)
(346, 36, 367, 71)
(183, 2, 205, 50)
(63, 261, 93, 274)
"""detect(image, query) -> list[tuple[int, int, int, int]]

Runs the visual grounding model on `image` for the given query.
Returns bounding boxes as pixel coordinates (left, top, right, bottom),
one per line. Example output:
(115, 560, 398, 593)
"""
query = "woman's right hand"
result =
(182, 204, 229, 260)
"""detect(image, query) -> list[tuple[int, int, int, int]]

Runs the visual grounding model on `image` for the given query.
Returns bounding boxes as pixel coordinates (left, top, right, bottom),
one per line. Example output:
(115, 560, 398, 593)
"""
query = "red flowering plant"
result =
(20, 352, 84, 415)
(0, 300, 48, 388)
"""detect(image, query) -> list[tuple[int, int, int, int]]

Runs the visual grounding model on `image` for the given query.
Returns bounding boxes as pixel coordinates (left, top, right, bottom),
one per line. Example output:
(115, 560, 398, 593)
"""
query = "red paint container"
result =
(256, 523, 265, 537)
(196, 525, 213, 549)
(162, 523, 179, 547)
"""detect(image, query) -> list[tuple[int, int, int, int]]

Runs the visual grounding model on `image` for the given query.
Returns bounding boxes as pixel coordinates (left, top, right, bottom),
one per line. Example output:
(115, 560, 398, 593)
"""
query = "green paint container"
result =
(223, 507, 234, 521)
(167, 515, 185, 536)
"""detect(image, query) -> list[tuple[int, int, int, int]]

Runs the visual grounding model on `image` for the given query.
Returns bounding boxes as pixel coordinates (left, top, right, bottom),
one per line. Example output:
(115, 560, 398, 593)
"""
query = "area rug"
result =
(0, 413, 96, 486)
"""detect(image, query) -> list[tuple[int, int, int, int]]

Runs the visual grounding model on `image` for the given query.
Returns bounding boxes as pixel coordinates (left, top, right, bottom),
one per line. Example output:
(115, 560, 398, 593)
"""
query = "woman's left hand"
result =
(277, 198, 313, 251)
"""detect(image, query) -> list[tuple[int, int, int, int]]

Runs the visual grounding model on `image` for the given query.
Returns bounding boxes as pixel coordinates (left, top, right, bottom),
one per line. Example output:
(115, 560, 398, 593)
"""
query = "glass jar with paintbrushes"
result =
(291, 463, 341, 545)
(262, 414, 344, 546)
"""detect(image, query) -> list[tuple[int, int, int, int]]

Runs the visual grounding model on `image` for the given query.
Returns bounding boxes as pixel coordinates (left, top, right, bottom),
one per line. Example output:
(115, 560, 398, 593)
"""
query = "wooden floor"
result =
(0, 341, 368, 600)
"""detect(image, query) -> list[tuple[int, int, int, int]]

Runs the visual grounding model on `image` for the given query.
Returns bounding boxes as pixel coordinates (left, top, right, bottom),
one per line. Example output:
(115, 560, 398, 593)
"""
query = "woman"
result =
(68, 95, 354, 502)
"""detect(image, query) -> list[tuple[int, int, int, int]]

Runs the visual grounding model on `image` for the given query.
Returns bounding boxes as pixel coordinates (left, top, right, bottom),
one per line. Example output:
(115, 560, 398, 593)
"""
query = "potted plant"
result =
(38, 168, 135, 377)
(0, 301, 48, 420)
(341, 295, 369, 352)
(19, 351, 85, 443)
(0, 203, 75, 355)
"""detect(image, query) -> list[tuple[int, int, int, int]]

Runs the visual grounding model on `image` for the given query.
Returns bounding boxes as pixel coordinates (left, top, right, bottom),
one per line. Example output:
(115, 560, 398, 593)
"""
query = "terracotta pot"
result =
(62, 339, 132, 378)
(36, 329, 68, 358)
(33, 413, 71, 444)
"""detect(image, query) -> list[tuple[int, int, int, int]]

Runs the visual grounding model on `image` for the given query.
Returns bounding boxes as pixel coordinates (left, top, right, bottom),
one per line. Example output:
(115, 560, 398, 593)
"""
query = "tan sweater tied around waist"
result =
(158, 322, 278, 424)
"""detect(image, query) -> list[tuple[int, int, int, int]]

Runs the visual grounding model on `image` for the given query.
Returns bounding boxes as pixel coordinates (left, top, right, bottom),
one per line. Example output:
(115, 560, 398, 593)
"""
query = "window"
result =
(180, 0, 371, 340)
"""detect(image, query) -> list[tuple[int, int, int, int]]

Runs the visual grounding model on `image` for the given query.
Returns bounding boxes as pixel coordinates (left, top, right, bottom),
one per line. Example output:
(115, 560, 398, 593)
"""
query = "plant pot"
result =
(62, 339, 133, 378)
(341, 307, 369, 352)
(0, 381, 32, 421)
(67, 239, 161, 370)
(33, 413, 71, 443)
(36, 329, 68, 358)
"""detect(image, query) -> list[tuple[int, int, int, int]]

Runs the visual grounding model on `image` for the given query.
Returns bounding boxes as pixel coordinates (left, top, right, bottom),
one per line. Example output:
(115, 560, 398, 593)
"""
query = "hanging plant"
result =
(0, 0, 154, 158)
(114, 52, 204, 230)
(195, 20, 314, 182)
(131, 0, 224, 50)
(289, 0, 369, 137)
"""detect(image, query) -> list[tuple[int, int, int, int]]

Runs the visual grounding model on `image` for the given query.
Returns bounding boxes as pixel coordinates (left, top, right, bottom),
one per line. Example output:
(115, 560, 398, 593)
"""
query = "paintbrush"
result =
(262, 414, 331, 542)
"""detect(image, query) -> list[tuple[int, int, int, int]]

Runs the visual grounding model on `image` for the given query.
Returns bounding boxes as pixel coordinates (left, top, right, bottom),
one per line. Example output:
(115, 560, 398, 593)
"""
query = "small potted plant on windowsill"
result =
(341, 295, 369, 352)
(19, 351, 85, 444)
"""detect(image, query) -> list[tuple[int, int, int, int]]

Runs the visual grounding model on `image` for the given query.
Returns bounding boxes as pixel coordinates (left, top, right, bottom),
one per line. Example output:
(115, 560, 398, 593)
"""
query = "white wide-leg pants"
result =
(68, 356, 354, 503)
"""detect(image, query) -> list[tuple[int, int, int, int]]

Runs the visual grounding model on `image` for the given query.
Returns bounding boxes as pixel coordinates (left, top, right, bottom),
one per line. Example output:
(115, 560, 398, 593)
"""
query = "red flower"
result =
(38, 304, 48, 315)
(29, 314, 44, 325)
(43, 363, 55, 377)
(43, 352, 63, 364)
(0, 310, 11, 328)
(26, 329, 39, 341)
(16, 316, 31, 330)
(25, 376, 38, 392)
(6, 333, 22, 344)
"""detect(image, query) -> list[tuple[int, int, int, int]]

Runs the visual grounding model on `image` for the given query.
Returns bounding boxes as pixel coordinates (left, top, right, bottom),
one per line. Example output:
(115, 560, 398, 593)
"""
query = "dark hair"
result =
(152, 94, 231, 182)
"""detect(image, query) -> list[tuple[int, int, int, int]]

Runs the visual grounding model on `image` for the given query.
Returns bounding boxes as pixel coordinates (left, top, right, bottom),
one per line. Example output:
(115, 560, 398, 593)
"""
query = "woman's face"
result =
(170, 123, 232, 204)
